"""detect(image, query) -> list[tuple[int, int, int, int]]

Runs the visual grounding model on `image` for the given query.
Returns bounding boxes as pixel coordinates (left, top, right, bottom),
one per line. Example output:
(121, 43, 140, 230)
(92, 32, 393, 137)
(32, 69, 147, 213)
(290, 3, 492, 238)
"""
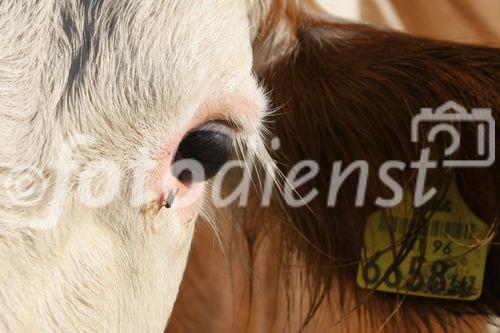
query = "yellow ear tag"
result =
(356, 180, 489, 300)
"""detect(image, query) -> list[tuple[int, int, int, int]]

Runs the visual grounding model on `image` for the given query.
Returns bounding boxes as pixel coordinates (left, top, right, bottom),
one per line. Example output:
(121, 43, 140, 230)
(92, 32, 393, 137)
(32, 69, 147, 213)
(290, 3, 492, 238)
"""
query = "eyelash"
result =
(171, 121, 234, 185)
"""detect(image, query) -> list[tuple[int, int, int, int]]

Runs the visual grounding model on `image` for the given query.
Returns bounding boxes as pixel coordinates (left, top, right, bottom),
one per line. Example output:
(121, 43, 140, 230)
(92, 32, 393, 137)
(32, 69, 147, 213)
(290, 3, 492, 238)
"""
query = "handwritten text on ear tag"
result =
(357, 180, 489, 300)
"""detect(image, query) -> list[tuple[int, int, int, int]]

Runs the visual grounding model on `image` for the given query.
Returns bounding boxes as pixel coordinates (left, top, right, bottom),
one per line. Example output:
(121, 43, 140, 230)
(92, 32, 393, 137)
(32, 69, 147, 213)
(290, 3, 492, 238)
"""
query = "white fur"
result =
(0, 1, 267, 331)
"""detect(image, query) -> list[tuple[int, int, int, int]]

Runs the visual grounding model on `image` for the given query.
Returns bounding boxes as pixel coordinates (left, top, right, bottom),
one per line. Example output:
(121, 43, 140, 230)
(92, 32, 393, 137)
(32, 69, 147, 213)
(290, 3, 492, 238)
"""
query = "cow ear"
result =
(251, 2, 499, 331)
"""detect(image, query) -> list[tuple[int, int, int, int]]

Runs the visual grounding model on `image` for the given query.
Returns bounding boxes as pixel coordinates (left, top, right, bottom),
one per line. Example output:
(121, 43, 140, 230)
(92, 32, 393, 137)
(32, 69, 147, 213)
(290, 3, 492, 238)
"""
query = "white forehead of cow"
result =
(58, 1, 253, 125)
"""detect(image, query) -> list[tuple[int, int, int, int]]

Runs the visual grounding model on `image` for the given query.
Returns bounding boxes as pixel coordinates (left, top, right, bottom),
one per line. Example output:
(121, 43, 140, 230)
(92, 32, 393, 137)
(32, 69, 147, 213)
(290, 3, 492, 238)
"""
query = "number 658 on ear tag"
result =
(357, 180, 489, 300)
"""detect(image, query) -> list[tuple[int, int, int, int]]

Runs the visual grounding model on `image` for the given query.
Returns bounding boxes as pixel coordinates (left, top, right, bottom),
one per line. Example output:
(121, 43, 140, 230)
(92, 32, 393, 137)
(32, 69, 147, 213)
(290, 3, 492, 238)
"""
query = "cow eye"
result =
(172, 121, 234, 185)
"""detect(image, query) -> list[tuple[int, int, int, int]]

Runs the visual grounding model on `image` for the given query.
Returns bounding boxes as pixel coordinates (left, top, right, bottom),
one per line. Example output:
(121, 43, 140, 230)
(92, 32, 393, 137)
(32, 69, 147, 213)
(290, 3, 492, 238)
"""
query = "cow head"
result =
(0, 1, 270, 331)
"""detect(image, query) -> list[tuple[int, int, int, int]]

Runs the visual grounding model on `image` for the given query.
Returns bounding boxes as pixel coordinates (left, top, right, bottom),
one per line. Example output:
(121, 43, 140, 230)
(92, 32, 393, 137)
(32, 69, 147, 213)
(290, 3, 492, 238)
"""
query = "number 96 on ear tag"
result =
(356, 181, 489, 300)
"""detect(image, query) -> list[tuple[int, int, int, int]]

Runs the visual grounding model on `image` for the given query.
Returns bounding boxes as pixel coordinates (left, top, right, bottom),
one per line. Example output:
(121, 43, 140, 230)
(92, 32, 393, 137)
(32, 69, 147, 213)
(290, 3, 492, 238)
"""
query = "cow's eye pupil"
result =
(172, 121, 234, 185)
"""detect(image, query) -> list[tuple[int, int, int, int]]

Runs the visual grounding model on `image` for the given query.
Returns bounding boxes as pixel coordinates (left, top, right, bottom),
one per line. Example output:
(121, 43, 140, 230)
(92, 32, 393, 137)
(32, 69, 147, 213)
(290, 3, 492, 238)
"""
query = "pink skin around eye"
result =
(150, 137, 205, 212)
(151, 93, 262, 211)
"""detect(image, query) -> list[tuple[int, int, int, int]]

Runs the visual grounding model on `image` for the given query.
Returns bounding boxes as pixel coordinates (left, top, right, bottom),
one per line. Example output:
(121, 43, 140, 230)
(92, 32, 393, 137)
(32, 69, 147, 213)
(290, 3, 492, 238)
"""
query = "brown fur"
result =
(168, 2, 499, 332)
